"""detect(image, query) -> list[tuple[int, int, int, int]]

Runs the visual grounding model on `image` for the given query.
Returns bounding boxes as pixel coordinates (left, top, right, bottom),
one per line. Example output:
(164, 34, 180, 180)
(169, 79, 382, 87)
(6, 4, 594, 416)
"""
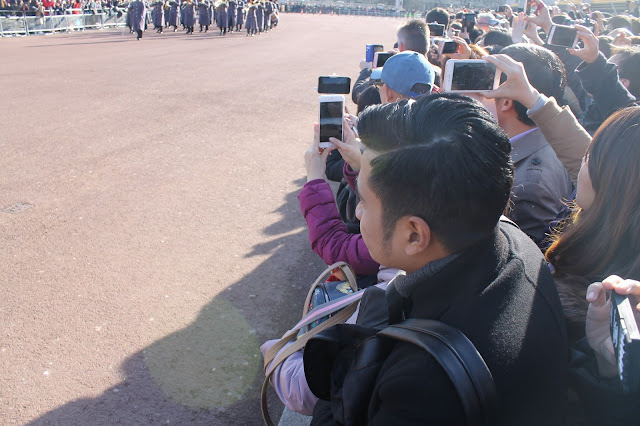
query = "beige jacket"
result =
(527, 97, 591, 184)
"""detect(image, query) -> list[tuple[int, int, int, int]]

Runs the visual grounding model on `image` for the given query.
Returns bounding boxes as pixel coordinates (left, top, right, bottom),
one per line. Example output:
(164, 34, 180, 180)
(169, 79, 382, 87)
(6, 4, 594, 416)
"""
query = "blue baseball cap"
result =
(370, 51, 434, 98)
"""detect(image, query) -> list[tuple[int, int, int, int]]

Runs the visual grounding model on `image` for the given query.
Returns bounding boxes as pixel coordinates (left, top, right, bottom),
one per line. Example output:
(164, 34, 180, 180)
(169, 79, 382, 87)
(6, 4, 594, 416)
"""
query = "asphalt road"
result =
(0, 13, 404, 426)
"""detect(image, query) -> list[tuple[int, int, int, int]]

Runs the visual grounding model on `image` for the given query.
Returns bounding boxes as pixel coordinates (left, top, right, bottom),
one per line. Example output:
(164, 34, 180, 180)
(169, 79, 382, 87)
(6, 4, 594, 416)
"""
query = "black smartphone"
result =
(428, 22, 445, 37)
(497, 5, 507, 13)
(610, 292, 640, 393)
(462, 13, 476, 31)
(318, 76, 351, 94)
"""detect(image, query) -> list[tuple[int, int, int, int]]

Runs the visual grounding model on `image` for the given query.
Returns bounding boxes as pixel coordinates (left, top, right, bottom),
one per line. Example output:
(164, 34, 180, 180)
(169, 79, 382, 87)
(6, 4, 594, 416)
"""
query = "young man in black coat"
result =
(303, 94, 569, 425)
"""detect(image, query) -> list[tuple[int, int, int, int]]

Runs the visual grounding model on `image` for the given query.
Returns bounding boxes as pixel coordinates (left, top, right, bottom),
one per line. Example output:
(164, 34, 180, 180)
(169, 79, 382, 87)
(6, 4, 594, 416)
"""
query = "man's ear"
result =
(496, 97, 513, 113)
(401, 215, 432, 256)
(397, 41, 405, 51)
(621, 78, 631, 90)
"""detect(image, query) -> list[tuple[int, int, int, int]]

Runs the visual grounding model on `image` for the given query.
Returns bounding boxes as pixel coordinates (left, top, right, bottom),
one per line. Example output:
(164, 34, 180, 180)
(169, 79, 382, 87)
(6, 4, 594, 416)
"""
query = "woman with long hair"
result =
(546, 106, 640, 343)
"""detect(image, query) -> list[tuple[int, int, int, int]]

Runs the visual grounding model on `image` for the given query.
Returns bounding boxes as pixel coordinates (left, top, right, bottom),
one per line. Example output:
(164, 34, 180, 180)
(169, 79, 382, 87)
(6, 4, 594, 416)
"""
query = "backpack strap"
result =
(378, 318, 498, 426)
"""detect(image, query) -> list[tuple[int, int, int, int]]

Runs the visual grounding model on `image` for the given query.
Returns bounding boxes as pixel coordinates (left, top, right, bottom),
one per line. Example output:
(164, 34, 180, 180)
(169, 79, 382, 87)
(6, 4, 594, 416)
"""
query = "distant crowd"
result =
(261, 1, 640, 425)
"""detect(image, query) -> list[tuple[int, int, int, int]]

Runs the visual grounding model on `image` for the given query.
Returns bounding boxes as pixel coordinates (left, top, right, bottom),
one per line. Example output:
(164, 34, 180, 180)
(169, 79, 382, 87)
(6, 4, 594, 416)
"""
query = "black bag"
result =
(304, 283, 498, 426)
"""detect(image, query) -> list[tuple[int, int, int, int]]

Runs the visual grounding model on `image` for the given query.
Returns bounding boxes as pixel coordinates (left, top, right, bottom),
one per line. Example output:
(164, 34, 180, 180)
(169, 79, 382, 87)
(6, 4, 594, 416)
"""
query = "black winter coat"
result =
(305, 221, 569, 425)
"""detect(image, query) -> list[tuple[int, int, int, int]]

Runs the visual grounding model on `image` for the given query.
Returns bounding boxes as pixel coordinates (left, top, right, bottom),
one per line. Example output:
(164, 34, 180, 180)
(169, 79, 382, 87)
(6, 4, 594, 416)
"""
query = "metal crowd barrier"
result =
(0, 8, 129, 37)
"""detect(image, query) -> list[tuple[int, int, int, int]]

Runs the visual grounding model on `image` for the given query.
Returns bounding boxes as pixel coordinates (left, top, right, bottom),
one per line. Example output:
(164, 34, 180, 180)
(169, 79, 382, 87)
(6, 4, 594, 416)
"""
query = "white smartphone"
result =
(373, 51, 393, 69)
(443, 59, 501, 93)
(547, 24, 579, 49)
(319, 94, 345, 149)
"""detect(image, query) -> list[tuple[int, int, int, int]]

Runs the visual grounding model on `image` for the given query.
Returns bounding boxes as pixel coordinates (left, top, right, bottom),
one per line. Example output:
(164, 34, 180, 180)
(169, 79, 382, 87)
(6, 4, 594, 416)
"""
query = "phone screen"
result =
(549, 25, 577, 48)
(428, 23, 445, 37)
(441, 40, 457, 54)
(451, 61, 497, 91)
(318, 77, 351, 94)
(375, 52, 393, 68)
(319, 101, 344, 143)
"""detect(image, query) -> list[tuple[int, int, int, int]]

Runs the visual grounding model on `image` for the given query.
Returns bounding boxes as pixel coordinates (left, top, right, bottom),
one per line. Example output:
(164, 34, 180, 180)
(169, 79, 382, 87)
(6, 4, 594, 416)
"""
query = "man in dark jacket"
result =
(303, 94, 568, 425)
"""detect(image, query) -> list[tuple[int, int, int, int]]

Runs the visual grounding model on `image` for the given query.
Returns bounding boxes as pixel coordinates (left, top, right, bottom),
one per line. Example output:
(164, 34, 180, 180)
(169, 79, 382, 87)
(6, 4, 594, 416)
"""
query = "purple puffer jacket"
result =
(298, 174, 379, 277)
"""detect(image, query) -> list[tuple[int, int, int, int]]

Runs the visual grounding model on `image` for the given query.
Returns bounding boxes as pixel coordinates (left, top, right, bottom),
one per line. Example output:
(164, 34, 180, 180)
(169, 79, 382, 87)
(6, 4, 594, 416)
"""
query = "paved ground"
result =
(0, 14, 404, 425)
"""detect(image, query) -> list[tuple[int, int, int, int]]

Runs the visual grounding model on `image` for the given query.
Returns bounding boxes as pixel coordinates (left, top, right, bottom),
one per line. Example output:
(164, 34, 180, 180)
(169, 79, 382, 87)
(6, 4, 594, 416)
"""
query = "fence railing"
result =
(0, 8, 129, 37)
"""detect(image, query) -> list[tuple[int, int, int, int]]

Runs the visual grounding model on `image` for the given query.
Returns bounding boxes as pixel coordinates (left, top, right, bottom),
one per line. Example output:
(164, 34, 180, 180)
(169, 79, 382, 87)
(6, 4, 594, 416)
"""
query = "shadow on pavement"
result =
(28, 178, 325, 425)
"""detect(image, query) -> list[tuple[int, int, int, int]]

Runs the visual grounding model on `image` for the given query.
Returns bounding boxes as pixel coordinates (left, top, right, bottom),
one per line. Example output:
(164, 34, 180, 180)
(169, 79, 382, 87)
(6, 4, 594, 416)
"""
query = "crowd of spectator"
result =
(261, 1, 640, 425)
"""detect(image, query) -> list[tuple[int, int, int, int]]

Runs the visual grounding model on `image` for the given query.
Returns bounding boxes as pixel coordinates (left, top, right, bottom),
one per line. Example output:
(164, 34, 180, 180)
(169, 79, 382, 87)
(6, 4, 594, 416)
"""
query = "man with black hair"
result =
(493, 44, 573, 248)
(425, 6, 449, 27)
(304, 94, 568, 425)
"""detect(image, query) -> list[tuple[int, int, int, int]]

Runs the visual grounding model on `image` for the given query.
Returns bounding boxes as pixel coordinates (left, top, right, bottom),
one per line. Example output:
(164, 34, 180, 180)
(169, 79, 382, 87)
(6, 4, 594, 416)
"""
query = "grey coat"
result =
(507, 128, 573, 247)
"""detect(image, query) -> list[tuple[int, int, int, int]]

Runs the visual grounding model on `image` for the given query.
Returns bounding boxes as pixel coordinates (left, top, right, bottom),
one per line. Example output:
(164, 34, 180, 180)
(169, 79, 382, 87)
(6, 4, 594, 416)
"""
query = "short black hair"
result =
(501, 44, 566, 126)
(397, 20, 429, 54)
(480, 28, 514, 48)
(357, 93, 513, 252)
(426, 7, 449, 27)
(608, 15, 632, 30)
(357, 85, 381, 115)
(615, 47, 640, 98)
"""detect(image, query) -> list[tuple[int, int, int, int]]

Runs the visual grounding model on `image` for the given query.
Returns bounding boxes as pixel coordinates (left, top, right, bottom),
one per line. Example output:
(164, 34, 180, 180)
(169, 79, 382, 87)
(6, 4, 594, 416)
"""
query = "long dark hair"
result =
(546, 106, 640, 337)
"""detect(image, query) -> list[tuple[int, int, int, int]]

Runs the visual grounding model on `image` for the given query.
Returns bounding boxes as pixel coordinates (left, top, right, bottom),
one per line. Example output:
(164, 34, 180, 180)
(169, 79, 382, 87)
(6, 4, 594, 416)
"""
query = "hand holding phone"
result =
(524, 0, 552, 34)
(567, 24, 599, 64)
(305, 123, 334, 182)
(585, 276, 640, 381)
(329, 117, 363, 171)
(483, 54, 540, 109)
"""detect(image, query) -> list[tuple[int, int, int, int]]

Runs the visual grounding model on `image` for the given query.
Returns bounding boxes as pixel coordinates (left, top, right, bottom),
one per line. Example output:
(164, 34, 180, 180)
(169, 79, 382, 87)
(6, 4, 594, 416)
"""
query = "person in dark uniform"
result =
(216, 0, 228, 35)
(129, 0, 146, 39)
(183, 0, 195, 34)
(245, 0, 256, 36)
(235, 0, 244, 31)
(151, 0, 164, 32)
(263, 0, 272, 31)
(227, 0, 236, 31)
(168, 0, 180, 30)
(198, 0, 211, 31)
(256, 0, 264, 34)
